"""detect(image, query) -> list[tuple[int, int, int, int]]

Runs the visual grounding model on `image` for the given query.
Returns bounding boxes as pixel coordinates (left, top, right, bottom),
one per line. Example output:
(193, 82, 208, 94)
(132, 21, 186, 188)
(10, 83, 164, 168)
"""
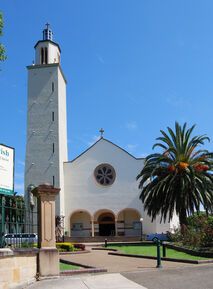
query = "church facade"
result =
(24, 26, 178, 238)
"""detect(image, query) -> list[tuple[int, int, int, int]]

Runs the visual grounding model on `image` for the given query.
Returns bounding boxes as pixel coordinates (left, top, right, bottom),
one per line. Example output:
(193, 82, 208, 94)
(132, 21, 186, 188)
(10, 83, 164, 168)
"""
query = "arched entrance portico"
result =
(94, 210, 116, 236)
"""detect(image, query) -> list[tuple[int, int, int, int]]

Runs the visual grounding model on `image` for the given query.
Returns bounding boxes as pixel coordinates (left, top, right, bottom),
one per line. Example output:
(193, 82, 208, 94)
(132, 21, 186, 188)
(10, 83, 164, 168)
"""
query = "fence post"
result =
(32, 184, 60, 277)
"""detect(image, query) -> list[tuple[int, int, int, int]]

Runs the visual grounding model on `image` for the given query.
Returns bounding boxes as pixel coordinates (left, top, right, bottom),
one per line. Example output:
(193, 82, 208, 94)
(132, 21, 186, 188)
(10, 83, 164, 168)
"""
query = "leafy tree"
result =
(137, 122, 213, 231)
(0, 12, 6, 61)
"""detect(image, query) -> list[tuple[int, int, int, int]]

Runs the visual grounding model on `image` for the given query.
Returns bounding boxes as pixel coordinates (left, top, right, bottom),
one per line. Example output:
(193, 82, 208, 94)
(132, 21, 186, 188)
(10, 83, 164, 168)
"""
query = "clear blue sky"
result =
(1, 1, 213, 194)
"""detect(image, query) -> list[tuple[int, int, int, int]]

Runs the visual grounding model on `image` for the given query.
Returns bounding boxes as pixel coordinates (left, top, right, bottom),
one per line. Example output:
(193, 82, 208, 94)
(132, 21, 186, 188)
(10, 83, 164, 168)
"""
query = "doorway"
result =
(98, 213, 115, 236)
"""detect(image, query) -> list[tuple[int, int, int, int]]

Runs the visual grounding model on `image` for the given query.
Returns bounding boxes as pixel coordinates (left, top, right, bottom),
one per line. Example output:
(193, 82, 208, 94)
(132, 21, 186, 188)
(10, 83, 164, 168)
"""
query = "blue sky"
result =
(1, 1, 213, 194)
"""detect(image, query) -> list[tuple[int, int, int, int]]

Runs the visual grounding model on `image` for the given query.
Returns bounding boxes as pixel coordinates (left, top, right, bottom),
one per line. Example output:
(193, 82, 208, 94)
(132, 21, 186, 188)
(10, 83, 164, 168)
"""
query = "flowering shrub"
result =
(169, 214, 213, 250)
(56, 242, 85, 251)
(73, 243, 85, 251)
(56, 242, 74, 252)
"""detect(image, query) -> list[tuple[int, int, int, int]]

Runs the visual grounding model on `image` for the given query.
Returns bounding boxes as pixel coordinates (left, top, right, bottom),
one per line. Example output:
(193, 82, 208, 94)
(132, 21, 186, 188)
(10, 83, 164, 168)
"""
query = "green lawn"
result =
(60, 262, 80, 271)
(108, 245, 210, 260)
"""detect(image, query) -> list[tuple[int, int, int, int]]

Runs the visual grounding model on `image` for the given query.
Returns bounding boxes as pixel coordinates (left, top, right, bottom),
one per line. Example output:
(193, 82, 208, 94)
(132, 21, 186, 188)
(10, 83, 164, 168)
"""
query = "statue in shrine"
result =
(27, 184, 35, 208)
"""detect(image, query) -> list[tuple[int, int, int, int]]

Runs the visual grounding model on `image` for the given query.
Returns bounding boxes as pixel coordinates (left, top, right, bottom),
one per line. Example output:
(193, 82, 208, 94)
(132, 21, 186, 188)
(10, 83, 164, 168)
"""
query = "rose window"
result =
(94, 164, 116, 186)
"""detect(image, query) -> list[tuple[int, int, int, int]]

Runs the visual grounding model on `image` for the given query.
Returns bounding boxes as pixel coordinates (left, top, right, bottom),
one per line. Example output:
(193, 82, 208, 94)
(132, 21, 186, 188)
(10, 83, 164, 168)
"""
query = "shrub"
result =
(56, 242, 74, 252)
(73, 243, 85, 251)
(169, 213, 213, 249)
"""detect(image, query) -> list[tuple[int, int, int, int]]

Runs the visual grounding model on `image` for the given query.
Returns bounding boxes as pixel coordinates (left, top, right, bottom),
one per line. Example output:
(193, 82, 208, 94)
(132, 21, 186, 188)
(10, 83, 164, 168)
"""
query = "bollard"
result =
(156, 240, 162, 268)
(162, 243, 166, 257)
(152, 237, 162, 268)
(105, 238, 108, 248)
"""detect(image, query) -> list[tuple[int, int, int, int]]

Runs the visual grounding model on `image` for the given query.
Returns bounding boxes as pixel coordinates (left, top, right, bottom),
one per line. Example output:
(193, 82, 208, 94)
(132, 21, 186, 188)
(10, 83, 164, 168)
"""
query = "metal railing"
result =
(0, 195, 37, 248)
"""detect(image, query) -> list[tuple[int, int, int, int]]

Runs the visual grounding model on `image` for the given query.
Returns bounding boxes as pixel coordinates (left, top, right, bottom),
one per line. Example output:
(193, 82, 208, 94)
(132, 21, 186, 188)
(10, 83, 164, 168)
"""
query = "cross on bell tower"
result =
(99, 128, 104, 138)
(43, 23, 53, 41)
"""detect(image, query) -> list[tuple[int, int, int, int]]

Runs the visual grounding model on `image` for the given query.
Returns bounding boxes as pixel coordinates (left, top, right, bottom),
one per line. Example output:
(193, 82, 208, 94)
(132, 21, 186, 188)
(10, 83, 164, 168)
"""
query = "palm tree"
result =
(137, 122, 213, 231)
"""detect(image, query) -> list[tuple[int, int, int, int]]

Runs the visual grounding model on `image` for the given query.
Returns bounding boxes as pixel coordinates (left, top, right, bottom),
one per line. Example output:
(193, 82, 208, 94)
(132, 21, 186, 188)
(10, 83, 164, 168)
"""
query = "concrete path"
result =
(27, 273, 148, 289)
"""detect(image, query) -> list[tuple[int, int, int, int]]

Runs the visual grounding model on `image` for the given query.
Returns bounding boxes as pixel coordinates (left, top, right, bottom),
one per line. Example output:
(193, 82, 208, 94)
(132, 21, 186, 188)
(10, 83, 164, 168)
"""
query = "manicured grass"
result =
(60, 262, 80, 271)
(108, 245, 210, 260)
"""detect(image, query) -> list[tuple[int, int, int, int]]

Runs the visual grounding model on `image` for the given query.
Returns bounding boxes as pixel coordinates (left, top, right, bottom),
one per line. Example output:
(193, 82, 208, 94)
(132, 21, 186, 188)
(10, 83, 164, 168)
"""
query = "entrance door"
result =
(98, 213, 115, 236)
(99, 223, 115, 236)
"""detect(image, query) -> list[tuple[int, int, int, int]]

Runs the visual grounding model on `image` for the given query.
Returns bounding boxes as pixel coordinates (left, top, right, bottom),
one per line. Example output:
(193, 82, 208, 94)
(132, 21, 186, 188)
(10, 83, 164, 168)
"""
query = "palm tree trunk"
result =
(179, 209, 188, 235)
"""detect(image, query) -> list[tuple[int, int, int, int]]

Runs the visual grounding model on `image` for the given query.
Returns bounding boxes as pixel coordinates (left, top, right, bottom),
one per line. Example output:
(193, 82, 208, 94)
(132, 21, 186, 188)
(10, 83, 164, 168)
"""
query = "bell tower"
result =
(34, 23, 61, 65)
(24, 24, 68, 216)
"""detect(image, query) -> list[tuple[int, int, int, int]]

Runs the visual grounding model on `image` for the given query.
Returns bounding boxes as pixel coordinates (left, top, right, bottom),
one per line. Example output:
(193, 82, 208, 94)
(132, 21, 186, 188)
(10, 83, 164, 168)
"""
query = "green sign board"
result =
(0, 144, 15, 196)
(0, 188, 14, 196)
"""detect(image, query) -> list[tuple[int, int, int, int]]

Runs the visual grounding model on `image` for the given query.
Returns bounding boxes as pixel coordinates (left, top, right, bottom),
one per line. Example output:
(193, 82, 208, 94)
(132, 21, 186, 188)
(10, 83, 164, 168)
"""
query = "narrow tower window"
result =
(41, 47, 44, 64)
(52, 176, 55, 187)
(45, 47, 48, 64)
(52, 111, 55, 122)
(52, 82, 54, 92)
(52, 143, 55, 153)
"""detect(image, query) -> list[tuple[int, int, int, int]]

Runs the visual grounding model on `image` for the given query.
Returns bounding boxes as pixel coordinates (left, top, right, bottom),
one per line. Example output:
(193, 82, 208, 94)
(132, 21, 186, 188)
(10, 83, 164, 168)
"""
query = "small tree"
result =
(0, 12, 6, 61)
(137, 122, 213, 232)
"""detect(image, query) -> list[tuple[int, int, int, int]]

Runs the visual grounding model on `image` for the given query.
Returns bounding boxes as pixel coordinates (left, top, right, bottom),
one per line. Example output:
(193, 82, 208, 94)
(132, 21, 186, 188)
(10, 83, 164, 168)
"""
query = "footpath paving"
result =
(27, 273, 148, 289)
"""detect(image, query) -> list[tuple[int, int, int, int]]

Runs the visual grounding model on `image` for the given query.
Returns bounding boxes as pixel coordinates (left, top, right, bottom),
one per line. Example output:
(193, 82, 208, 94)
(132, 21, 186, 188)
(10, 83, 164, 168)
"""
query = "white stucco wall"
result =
(64, 138, 145, 234)
(56, 65, 68, 215)
(142, 210, 179, 235)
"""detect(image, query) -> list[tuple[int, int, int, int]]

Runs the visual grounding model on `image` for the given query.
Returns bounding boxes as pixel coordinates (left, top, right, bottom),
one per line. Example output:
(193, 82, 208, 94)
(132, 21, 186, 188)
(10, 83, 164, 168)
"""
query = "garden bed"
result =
(60, 262, 80, 271)
(59, 259, 107, 275)
(164, 242, 213, 258)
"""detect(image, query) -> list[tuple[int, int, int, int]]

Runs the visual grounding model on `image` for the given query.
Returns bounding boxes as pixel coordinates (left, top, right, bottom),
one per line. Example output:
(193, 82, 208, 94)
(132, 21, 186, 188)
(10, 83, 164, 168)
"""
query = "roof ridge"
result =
(64, 137, 145, 164)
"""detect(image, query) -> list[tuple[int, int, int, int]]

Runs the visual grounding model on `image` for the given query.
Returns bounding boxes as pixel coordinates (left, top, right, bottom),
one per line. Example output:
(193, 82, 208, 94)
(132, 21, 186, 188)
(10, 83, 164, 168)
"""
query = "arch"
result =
(98, 212, 115, 223)
(117, 208, 141, 220)
(93, 209, 116, 236)
(93, 209, 115, 222)
(70, 209, 92, 220)
(117, 208, 142, 237)
(70, 210, 92, 237)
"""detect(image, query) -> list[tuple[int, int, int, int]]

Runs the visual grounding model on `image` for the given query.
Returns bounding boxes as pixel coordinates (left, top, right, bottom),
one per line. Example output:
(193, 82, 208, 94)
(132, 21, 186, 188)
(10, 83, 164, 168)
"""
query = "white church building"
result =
(24, 25, 178, 239)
